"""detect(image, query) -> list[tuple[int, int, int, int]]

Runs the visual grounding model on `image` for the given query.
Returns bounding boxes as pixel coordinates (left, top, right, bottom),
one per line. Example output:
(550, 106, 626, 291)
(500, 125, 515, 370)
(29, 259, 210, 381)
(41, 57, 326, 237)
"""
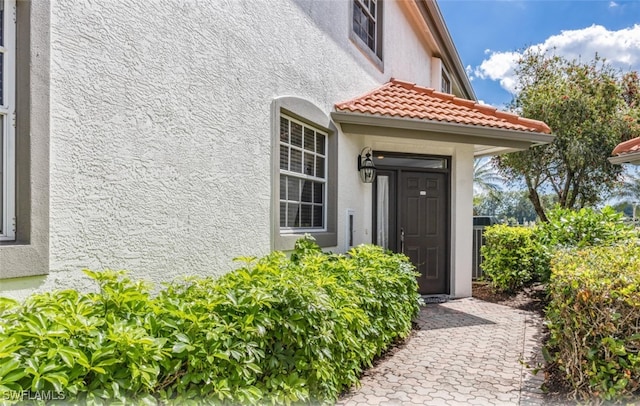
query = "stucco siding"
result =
(383, 0, 433, 85)
(49, 1, 276, 289)
(451, 145, 474, 298)
(1, 0, 465, 299)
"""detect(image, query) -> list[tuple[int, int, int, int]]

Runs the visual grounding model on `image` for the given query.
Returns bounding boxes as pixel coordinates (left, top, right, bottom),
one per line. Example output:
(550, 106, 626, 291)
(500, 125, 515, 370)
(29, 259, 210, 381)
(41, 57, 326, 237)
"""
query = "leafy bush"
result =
(0, 238, 420, 405)
(546, 244, 640, 401)
(480, 224, 542, 293)
(538, 206, 635, 249)
(536, 206, 637, 281)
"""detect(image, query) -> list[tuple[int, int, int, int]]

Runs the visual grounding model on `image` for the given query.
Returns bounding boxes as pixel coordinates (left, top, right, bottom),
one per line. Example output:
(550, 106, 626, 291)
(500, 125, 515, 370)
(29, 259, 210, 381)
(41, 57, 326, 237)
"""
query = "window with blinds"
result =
(279, 114, 327, 230)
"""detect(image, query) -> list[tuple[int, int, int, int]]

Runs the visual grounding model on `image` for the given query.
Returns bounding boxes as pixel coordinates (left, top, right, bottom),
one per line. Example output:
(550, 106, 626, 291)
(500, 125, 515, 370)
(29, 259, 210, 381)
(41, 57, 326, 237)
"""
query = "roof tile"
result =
(613, 136, 640, 155)
(335, 79, 552, 134)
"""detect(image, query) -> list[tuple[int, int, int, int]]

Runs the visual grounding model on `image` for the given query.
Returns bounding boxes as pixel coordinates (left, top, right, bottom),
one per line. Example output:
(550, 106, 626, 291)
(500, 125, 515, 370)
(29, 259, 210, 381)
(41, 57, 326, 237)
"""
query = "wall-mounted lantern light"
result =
(357, 147, 377, 183)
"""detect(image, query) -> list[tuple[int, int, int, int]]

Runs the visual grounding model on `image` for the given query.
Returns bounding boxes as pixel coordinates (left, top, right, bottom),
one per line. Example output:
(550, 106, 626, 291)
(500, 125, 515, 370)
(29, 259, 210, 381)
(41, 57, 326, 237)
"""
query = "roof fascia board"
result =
(397, 1, 439, 56)
(609, 152, 640, 165)
(338, 122, 534, 149)
(417, 0, 476, 100)
(331, 112, 555, 147)
(474, 146, 524, 157)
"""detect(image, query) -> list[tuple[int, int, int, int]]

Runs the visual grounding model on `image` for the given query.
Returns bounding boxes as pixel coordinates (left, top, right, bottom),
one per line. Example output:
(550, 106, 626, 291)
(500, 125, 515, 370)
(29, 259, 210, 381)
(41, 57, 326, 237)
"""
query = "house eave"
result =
(331, 112, 554, 151)
(609, 152, 640, 165)
(421, 0, 476, 100)
(400, 0, 476, 100)
(474, 146, 526, 158)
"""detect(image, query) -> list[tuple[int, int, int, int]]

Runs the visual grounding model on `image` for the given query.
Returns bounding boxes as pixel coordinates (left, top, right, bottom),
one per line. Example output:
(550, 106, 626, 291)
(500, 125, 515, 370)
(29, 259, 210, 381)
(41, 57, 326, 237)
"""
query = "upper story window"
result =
(279, 114, 327, 231)
(441, 68, 451, 94)
(351, 0, 383, 67)
(0, 0, 15, 241)
(353, 0, 377, 52)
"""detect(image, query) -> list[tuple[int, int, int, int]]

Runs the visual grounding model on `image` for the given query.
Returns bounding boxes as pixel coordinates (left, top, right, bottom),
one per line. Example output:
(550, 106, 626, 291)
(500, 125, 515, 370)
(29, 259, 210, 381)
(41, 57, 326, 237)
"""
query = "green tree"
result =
(612, 201, 634, 219)
(474, 190, 557, 224)
(614, 173, 640, 220)
(494, 51, 640, 222)
(473, 157, 503, 195)
(617, 174, 640, 202)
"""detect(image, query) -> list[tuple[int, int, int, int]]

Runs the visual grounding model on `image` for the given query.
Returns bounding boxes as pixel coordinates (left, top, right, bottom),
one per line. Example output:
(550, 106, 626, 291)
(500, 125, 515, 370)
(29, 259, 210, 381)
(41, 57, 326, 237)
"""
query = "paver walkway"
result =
(338, 298, 545, 406)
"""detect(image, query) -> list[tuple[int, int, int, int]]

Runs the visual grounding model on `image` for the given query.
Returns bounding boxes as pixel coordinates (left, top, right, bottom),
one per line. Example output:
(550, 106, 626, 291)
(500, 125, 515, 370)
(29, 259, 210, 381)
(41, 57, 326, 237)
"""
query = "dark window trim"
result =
(349, 0, 383, 71)
(372, 151, 451, 173)
(0, 0, 16, 241)
(271, 97, 338, 251)
(372, 169, 397, 250)
(441, 68, 452, 94)
(0, 0, 50, 280)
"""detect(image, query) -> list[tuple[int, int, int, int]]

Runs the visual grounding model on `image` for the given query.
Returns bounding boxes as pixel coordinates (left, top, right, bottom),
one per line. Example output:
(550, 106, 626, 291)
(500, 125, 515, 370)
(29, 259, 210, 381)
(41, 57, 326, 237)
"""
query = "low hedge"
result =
(546, 244, 640, 401)
(480, 224, 542, 293)
(536, 206, 636, 282)
(0, 238, 421, 404)
(480, 206, 636, 292)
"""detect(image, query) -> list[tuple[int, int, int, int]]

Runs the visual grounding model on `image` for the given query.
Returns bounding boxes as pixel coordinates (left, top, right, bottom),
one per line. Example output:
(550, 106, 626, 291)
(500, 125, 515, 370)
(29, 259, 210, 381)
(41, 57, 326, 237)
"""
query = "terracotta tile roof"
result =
(335, 79, 552, 134)
(613, 137, 640, 155)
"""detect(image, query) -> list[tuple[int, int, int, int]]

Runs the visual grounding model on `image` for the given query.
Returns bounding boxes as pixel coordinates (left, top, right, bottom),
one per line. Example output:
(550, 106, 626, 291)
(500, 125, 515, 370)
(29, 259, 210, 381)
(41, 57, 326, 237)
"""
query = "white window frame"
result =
(279, 114, 328, 233)
(0, 0, 15, 241)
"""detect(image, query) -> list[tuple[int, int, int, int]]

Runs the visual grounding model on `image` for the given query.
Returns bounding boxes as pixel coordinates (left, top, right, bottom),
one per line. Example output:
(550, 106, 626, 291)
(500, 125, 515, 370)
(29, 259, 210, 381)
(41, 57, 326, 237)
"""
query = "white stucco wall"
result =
(1, 0, 471, 299)
(383, 1, 433, 85)
(450, 145, 474, 298)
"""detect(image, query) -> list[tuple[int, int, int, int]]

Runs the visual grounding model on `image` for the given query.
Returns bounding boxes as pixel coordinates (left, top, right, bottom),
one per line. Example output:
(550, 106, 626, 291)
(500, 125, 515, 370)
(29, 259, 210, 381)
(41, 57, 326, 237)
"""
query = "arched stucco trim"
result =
(270, 96, 338, 251)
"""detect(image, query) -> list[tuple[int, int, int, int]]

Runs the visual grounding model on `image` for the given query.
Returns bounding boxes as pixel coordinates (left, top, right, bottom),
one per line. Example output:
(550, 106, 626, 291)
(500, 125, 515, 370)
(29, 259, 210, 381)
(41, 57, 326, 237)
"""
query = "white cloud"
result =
(465, 64, 474, 81)
(609, 1, 619, 7)
(474, 51, 521, 93)
(474, 24, 640, 94)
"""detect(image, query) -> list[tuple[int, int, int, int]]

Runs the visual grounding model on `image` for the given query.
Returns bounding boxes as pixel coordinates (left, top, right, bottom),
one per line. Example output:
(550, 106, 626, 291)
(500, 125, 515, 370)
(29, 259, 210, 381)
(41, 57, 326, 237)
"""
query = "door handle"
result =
(400, 227, 405, 254)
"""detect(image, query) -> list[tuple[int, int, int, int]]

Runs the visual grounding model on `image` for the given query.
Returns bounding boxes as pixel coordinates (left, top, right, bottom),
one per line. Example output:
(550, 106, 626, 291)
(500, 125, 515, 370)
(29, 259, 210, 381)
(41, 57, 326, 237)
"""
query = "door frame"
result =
(372, 152, 452, 294)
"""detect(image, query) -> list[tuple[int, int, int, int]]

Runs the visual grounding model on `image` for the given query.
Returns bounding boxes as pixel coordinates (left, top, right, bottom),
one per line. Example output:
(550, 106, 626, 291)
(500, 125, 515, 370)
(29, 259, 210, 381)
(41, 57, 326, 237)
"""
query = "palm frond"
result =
(474, 158, 504, 195)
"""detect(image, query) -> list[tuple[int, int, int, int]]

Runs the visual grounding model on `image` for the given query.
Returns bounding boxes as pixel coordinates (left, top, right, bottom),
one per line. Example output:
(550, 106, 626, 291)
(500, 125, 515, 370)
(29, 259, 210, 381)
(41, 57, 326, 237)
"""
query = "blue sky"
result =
(438, 0, 640, 108)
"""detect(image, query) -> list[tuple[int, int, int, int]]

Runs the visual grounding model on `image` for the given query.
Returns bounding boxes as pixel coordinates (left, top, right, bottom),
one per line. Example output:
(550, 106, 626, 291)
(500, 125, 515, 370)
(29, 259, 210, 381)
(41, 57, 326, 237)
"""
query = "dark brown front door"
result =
(399, 171, 449, 295)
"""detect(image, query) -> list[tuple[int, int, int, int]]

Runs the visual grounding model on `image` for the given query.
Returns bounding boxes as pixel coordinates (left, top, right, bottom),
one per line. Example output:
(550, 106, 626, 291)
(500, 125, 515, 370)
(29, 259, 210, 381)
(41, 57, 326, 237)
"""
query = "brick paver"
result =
(338, 298, 545, 405)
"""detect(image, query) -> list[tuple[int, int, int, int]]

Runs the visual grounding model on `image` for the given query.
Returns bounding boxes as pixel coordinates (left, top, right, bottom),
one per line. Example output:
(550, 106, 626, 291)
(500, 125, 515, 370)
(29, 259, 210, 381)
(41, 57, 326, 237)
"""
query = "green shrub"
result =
(546, 244, 640, 401)
(480, 224, 542, 293)
(539, 206, 634, 248)
(536, 206, 636, 281)
(0, 238, 420, 405)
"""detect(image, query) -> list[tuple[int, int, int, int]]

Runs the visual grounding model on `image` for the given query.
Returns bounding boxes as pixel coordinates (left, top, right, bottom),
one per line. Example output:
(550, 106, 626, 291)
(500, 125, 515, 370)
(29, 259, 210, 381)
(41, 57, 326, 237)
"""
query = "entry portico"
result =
(333, 79, 553, 296)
